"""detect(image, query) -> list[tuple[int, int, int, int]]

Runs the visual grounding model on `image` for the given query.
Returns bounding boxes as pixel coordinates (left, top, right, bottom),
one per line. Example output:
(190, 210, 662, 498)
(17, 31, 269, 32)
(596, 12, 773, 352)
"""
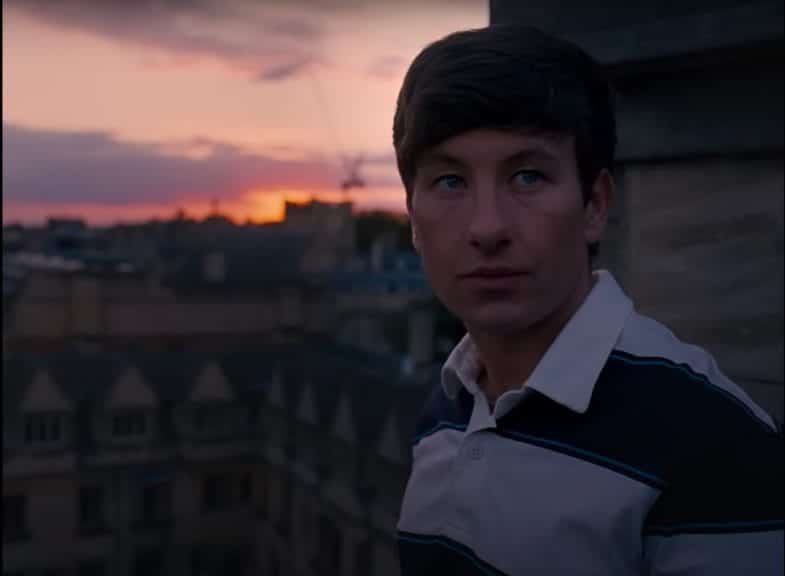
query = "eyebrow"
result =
(500, 149, 561, 171)
(418, 152, 467, 170)
(419, 147, 561, 173)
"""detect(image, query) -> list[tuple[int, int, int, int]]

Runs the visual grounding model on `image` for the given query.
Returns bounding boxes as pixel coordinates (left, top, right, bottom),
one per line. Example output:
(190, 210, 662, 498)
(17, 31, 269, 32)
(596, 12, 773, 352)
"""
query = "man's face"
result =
(408, 128, 609, 336)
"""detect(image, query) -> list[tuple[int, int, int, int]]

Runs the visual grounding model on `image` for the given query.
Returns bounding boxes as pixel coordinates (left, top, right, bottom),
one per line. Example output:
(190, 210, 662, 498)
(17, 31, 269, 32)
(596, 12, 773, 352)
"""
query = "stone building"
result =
(3, 338, 431, 576)
(492, 0, 784, 421)
(2, 205, 437, 576)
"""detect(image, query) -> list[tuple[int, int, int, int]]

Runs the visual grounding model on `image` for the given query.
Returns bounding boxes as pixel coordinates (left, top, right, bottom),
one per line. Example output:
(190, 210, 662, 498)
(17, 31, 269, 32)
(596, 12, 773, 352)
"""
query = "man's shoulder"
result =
(603, 310, 778, 435)
(610, 317, 784, 539)
(576, 311, 782, 502)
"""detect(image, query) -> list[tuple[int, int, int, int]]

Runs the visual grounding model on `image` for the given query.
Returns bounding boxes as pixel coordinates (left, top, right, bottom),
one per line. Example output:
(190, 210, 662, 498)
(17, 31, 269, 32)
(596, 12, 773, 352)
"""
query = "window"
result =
(318, 515, 342, 576)
(134, 547, 163, 576)
(255, 466, 268, 519)
(78, 559, 105, 576)
(191, 547, 203, 576)
(3, 494, 28, 542)
(140, 480, 171, 527)
(267, 548, 280, 576)
(112, 410, 147, 438)
(201, 474, 232, 513)
(241, 472, 251, 502)
(224, 547, 247, 575)
(355, 539, 372, 576)
(24, 413, 62, 445)
(193, 404, 227, 434)
(274, 477, 291, 537)
(302, 502, 318, 569)
(191, 545, 218, 576)
(79, 484, 106, 535)
(248, 403, 259, 427)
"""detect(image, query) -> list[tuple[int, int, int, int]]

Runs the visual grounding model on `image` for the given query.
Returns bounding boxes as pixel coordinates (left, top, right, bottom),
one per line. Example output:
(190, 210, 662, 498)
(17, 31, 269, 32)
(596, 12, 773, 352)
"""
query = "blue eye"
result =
(432, 174, 465, 192)
(512, 170, 544, 187)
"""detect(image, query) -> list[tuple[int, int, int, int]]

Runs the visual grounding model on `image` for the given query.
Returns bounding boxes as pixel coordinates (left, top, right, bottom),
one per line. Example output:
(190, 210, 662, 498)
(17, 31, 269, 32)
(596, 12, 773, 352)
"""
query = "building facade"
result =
(492, 0, 784, 422)
(3, 201, 439, 576)
(3, 337, 431, 576)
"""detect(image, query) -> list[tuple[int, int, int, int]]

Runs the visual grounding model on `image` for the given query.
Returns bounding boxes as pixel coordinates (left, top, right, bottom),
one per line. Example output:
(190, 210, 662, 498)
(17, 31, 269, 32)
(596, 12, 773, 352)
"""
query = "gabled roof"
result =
(2, 335, 436, 462)
(191, 361, 234, 402)
(19, 369, 73, 412)
(106, 365, 158, 408)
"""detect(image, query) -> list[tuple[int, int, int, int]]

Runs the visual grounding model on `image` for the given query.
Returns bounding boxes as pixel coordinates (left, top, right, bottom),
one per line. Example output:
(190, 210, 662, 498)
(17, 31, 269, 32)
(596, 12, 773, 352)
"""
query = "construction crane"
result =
(307, 64, 367, 201)
(340, 154, 366, 194)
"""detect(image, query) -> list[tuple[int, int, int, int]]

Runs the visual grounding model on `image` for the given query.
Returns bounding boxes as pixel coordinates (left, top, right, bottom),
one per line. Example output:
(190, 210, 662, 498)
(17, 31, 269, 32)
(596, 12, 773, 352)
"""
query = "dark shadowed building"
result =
(492, 0, 784, 422)
(2, 339, 433, 576)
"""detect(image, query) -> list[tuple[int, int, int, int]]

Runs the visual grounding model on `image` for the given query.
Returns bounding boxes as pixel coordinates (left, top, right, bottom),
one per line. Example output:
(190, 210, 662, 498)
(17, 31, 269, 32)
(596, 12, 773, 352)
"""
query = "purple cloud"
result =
(2, 124, 340, 205)
(255, 57, 316, 82)
(2, 124, 401, 207)
(4, 0, 328, 82)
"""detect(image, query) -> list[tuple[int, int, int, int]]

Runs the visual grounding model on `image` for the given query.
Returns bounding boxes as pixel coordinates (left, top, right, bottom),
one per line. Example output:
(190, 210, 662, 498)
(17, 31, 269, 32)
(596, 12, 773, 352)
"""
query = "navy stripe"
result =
(411, 383, 472, 445)
(645, 519, 785, 537)
(495, 351, 783, 529)
(609, 351, 774, 434)
(600, 354, 785, 531)
(410, 348, 782, 539)
(398, 531, 509, 576)
(495, 429, 667, 489)
(496, 369, 671, 492)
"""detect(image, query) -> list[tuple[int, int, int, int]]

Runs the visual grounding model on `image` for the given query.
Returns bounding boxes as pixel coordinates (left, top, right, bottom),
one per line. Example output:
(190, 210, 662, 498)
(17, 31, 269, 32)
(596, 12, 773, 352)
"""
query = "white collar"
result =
(441, 270, 633, 414)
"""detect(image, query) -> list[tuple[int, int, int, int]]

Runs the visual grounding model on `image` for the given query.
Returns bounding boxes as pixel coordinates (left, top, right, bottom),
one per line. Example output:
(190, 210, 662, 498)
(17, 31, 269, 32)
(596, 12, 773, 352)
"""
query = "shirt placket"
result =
(443, 389, 496, 543)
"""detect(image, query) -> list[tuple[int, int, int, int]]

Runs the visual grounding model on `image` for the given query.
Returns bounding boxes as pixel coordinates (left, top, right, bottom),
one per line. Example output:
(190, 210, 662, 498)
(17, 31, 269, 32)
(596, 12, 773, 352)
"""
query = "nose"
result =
(468, 188, 511, 255)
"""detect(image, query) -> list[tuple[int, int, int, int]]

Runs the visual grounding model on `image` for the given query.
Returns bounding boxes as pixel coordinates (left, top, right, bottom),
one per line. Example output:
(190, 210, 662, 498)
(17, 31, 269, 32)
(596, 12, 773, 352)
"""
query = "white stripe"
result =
(399, 428, 661, 575)
(398, 428, 464, 536)
(617, 311, 777, 431)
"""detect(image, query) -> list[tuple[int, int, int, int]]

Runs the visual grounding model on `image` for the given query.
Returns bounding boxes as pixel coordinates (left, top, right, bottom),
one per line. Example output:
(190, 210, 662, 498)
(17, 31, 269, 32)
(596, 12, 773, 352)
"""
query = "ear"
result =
(410, 219, 421, 253)
(584, 169, 614, 246)
(406, 195, 421, 253)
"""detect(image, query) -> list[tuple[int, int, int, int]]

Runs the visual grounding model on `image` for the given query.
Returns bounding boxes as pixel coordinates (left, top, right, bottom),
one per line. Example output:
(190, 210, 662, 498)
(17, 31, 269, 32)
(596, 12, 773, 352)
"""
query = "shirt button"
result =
(469, 446, 484, 460)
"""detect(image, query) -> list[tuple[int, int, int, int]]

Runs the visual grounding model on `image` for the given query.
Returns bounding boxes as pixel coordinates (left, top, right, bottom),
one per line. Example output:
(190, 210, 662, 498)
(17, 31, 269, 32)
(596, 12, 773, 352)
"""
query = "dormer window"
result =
(24, 412, 63, 446)
(111, 409, 148, 439)
(189, 362, 236, 438)
(105, 366, 158, 446)
(192, 402, 230, 436)
(19, 370, 72, 450)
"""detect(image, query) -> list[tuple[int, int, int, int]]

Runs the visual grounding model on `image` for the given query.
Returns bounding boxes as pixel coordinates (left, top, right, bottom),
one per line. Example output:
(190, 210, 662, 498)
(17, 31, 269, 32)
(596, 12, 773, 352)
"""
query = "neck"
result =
(470, 270, 595, 404)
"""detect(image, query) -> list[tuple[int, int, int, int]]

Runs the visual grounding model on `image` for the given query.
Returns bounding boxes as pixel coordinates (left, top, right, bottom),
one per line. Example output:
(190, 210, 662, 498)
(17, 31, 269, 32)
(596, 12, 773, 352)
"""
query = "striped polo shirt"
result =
(397, 270, 784, 575)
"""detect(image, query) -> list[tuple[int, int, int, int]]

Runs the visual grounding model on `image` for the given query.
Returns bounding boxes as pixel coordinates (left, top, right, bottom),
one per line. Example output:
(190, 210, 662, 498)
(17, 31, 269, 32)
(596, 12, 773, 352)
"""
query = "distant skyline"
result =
(2, 0, 486, 225)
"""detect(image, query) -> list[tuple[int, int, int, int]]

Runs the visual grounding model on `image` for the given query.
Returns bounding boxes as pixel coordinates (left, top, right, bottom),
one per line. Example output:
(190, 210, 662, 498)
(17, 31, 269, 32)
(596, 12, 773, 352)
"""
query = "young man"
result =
(393, 24, 783, 575)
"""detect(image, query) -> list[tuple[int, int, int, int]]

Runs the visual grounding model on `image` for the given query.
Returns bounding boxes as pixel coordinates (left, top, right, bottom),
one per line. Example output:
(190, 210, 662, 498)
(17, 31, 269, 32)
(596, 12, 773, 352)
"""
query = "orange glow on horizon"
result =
(3, 186, 408, 227)
(3, 3, 484, 228)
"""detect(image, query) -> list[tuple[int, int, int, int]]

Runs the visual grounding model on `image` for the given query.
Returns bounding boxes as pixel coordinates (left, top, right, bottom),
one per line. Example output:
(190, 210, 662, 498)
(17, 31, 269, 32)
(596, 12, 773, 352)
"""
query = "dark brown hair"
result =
(393, 24, 616, 258)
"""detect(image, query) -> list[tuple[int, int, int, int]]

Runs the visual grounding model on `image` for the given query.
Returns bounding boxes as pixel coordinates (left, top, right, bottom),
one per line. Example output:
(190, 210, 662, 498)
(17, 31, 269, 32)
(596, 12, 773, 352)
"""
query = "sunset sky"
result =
(2, 0, 486, 225)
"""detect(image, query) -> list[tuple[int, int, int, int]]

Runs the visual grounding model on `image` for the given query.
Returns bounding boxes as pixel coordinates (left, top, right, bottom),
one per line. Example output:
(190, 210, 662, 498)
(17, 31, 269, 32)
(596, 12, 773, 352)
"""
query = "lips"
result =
(458, 267, 527, 279)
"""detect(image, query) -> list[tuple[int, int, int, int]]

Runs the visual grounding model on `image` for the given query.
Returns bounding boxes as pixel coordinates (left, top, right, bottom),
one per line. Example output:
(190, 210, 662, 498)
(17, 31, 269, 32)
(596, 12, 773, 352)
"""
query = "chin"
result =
(462, 306, 544, 336)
